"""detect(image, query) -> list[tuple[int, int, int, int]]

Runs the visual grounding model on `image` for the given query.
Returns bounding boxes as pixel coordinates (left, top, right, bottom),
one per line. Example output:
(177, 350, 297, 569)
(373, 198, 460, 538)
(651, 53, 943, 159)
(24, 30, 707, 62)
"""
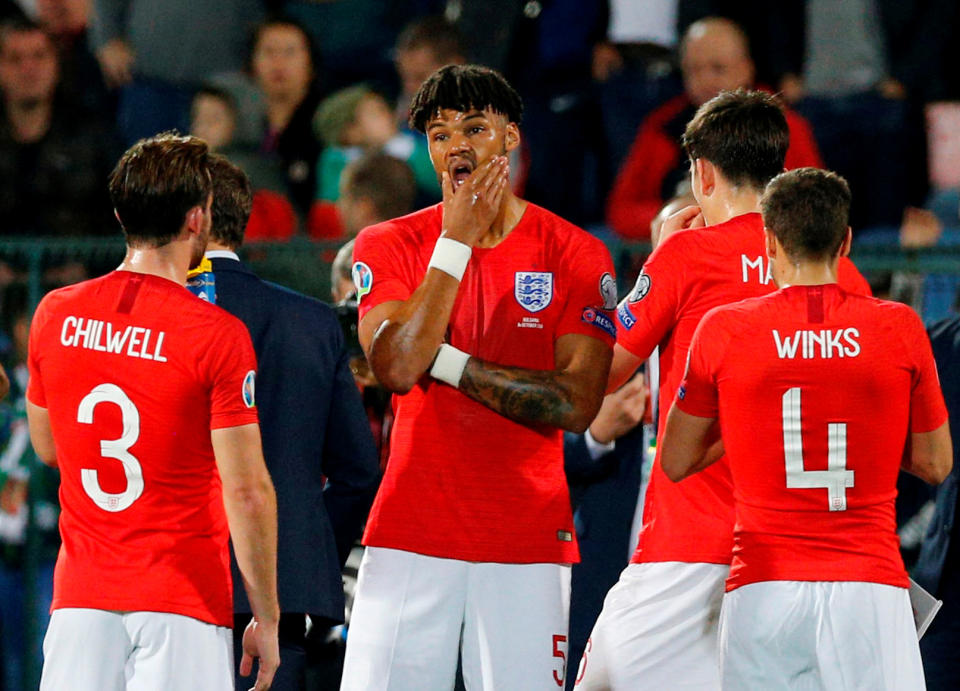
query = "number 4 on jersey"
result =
(782, 387, 854, 511)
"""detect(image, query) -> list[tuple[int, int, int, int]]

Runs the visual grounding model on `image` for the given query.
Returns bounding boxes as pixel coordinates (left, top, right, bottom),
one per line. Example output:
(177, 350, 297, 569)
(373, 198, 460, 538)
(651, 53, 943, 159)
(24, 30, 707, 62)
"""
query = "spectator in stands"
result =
(249, 14, 323, 219)
(313, 85, 434, 204)
(33, 0, 110, 114)
(591, 0, 683, 176)
(448, 0, 610, 225)
(336, 151, 416, 238)
(190, 85, 297, 242)
(606, 17, 822, 240)
(0, 17, 117, 237)
(766, 0, 956, 231)
(393, 15, 465, 129)
(90, 0, 264, 145)
(0, 289, 57, 691)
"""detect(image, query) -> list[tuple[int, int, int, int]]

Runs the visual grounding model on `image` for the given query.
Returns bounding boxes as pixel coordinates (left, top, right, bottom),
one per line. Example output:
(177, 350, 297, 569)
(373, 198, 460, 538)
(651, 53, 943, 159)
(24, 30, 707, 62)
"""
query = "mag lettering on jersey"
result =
(741, 254, 774, 285)
(60, 316, 167, 362)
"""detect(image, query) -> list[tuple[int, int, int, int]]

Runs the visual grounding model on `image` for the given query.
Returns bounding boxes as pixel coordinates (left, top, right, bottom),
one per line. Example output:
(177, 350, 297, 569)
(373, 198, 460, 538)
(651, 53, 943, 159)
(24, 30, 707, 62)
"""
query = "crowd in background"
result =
(0, 1, 959, 689)
(0, 0, 957, 248)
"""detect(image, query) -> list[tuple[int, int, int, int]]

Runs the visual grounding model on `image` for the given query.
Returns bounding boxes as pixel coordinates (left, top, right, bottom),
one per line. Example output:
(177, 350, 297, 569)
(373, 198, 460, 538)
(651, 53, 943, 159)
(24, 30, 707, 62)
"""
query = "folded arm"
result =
(454, 333, 612, 434)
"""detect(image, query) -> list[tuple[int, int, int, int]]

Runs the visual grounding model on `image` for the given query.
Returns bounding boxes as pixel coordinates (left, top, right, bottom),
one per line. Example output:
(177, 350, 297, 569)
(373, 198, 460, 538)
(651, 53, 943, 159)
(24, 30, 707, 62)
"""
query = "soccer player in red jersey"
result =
(340, 65, 617, 689)
(662, 168, 953, 689)
(26, 134, 280, 691)
(574, 91, 871, 690)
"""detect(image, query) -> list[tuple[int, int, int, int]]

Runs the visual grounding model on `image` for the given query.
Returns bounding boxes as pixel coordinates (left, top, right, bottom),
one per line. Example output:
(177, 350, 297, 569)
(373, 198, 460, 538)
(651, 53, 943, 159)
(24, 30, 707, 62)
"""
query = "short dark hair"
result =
(409, 64, 522, 133)
(248, 14, 319, 77)
(395, 15, 464, 62)
(108, 132, 212, 247)
(682, 89, 788, 191)
(193, 85, 237, 116)
(762, 168, 851, 261)
(342, 152, 416, 221)
(209, 154, 253, 250)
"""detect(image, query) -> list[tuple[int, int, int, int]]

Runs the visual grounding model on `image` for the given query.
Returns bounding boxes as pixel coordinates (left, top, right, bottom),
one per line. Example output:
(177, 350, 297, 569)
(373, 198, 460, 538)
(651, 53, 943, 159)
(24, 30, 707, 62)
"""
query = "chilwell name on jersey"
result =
(60, 316, 168, 362)
(773, 327, 861, 360)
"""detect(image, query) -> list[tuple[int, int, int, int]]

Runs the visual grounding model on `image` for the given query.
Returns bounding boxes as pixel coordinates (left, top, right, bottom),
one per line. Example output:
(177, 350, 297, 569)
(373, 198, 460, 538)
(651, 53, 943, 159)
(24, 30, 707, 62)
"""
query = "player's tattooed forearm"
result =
(459, 360, 575, 429)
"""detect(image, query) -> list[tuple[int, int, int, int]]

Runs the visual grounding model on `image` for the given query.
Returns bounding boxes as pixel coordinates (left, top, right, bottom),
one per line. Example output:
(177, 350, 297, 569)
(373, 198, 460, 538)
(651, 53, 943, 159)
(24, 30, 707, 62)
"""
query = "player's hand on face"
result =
(659, 205, 705, 245)
(240, 617, 280, 691)
(440, 155, 509, 247)
(588, 372, 648, 444)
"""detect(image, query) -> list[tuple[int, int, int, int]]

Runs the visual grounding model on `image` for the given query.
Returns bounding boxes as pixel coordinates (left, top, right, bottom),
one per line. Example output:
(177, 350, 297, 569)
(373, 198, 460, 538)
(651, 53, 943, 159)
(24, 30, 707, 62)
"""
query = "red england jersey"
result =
(27, 271, 259, 627)
(354, 203, 617, 563)
(677, 285, 948, 590)
(615, 213, 870, 564)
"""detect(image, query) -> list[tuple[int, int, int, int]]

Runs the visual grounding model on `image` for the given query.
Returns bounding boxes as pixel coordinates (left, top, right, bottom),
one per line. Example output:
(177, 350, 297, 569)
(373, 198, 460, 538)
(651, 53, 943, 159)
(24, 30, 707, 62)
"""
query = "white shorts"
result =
(340, 546, 572, 690)
(720, 581, 925, 690)
(40, 608, 233, 691)
(575, 561, 728, 690)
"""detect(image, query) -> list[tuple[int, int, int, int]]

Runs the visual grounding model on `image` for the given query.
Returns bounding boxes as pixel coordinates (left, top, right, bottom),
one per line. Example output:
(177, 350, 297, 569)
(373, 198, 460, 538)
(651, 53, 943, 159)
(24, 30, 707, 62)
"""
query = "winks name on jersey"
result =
(60, 315, 168, 362)
(773, 328, 861, 360)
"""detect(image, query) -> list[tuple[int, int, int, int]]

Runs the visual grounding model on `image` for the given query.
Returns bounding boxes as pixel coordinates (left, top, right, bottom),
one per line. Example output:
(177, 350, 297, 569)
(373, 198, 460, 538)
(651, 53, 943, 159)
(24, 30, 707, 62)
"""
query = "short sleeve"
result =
(905, 311, 948, 433)
(675, 308, 725, 419)
(206, 315, 260, 431)
(555, 234, 617, 346)
(353, 222, 415, 320)
(26, 295, 52, 407)
(615, 233, 685, 360)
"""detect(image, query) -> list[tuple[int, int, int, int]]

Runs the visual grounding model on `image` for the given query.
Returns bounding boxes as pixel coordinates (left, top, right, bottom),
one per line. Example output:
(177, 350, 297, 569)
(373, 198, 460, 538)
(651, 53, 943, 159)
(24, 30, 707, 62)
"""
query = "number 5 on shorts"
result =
(782, 387, 854, 511)
(552, 634, 567, 686)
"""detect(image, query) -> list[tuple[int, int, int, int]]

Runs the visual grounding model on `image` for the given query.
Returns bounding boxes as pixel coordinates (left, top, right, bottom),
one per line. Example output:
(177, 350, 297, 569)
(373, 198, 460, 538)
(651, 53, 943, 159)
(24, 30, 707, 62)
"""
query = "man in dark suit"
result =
(914, 315, 960, 690)
(199, 155, 380, 690)
(563, 371, 648, 690)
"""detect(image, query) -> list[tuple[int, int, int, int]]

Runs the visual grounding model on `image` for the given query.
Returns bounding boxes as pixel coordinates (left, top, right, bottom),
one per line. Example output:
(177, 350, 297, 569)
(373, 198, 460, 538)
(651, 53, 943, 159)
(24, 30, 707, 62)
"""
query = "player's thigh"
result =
(40, 608, 128, 691)
(341, 547, 467, 691)
(578, 561, 727, 690)
(460, 561, 571, 691)
(818, 582, 924, 690)
(123, 611, 233, 691)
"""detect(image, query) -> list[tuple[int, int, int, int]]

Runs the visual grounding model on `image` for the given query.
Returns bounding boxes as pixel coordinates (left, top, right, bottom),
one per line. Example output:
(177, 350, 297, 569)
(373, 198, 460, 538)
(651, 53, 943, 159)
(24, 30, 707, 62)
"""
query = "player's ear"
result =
(696, 159, 715, 197)
(504, 122, 520, 153)
(839, 226, 852, 257)
(185, 205, 205, 233)
(764, 227, 777, 259)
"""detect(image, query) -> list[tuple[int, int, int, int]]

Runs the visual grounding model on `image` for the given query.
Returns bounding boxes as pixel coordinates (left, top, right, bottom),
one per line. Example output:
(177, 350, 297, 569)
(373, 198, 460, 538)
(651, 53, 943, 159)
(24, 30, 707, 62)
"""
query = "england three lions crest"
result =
(515, 272, 553, 313)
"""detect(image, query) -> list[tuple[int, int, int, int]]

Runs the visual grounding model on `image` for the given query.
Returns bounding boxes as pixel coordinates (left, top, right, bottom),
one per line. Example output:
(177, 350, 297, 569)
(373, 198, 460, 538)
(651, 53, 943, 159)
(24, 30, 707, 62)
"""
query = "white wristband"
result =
(430, 344, 470, 388)
(428, 236, 472, 281)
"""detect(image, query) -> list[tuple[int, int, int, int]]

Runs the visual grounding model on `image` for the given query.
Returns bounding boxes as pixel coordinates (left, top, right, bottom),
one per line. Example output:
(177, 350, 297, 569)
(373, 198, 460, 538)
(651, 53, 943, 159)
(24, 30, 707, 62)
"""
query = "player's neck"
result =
(475, 192, 527, 249)
(774, 260, 839, 288)
(703, 187, 762, 226)
(118, 243, 193, 286)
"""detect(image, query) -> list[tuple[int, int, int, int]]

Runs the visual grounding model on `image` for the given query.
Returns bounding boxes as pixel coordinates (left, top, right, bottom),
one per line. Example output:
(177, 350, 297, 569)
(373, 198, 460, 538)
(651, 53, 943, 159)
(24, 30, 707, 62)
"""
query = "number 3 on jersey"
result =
(782, 387, 854, 511)
(77, 383, 143, 512)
